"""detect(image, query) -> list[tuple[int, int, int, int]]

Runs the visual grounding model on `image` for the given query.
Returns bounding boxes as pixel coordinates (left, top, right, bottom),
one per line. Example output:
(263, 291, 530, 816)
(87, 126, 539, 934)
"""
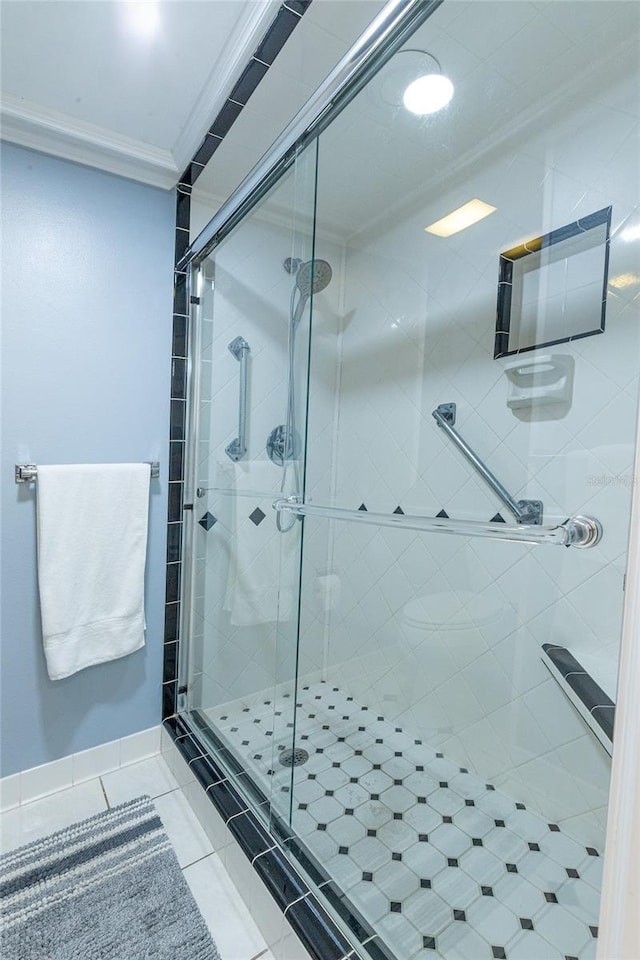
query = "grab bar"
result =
(432, 403, 542, 524)
(225, 336, 250, 462)
(272, 497, 602, 549)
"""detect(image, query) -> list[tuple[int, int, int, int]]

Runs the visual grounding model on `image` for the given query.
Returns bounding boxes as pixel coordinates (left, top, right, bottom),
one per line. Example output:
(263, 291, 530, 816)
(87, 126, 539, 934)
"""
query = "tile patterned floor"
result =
(0, 755, 271, 960)
(214, 681, 603, 960)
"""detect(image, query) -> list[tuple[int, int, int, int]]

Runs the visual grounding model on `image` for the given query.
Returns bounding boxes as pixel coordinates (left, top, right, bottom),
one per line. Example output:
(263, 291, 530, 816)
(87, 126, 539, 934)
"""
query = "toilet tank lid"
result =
(402, 591, 503, 629)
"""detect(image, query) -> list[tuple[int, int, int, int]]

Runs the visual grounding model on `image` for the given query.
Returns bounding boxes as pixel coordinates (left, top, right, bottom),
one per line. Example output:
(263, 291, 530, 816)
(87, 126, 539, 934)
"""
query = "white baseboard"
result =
(0, 726, 162, 812)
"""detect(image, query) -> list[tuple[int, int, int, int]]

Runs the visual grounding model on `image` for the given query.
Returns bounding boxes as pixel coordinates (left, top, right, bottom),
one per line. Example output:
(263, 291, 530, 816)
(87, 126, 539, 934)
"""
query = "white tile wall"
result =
(190, 182, 344, 715)
(187, 3, 639, 859)
(304, 56, 639, 850)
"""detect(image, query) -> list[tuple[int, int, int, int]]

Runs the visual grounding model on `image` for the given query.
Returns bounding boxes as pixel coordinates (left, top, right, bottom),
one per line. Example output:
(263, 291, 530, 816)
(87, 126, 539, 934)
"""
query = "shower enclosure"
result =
(174, 2, 640, 957)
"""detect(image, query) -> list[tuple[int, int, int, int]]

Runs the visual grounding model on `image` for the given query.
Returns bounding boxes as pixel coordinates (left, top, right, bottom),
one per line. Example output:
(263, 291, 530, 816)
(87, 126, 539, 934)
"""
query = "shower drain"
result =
(278, 747, 309, 767)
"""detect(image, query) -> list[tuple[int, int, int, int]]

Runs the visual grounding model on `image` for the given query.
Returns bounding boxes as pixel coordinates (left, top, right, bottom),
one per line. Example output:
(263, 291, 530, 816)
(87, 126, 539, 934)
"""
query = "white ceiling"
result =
(0, 0, 283, 187)
(4, 0, 635, 245)
(210, 0, 638, 241)
(0, 0, 389, 193)
(188, 0, 388, 236)
(316, 1, 639, 237)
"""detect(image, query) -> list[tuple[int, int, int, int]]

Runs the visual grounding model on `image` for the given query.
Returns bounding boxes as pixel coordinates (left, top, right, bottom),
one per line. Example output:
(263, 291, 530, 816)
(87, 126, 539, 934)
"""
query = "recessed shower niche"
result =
(495, 207, 612, 358)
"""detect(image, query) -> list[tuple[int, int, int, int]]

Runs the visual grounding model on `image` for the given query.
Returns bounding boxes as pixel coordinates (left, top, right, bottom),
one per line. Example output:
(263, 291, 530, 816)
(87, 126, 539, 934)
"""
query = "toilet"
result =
(400, 590, 508, 680)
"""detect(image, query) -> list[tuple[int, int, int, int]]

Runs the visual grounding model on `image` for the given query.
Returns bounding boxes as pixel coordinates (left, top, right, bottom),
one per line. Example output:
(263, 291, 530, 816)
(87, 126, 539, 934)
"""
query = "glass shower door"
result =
(284, 4, 639, 959)
(182, 142, 319, 827)
(176, 2, 639, 958)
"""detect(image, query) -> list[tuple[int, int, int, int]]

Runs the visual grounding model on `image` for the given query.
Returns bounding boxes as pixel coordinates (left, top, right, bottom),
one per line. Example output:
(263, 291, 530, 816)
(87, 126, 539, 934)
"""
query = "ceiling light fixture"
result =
(621, 225, 640, 243)
(610, 273, 640, 289)
(401, 50, 454, 116)
(121, 1, 160, 40)
(425, 199, 497, 237)
(377, 49, 454, 116)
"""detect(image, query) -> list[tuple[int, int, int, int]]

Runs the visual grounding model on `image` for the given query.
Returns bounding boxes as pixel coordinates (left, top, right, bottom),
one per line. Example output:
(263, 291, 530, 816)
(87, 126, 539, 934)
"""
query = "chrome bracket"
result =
(563, 515, 603, 549)
(15, 464, 37, 483)
(228, 335, 249, 361)
(517, 500, 544, 525)
(436, 402, 456, 425)
(224, 438, 244, 461)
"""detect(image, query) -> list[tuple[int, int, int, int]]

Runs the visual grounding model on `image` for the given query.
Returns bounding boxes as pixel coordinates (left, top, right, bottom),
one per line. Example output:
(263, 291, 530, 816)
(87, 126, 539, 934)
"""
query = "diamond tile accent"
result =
(249, 506, 266, 525)
(198, 511, 217, 531)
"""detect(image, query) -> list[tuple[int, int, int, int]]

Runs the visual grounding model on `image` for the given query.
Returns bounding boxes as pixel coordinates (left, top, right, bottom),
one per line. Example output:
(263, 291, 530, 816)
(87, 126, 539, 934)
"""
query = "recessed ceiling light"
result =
(403, 74, 454, 115)
(610, 272, 640, 289)
(621, 225, 640, 242)
(425, 199, 497, 237)
(121, 1, 160, 39)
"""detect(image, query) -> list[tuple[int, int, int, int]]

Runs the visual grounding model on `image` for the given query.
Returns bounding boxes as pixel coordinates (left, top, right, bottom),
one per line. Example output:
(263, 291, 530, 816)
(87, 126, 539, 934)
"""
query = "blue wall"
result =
(0, 143, 175, 776)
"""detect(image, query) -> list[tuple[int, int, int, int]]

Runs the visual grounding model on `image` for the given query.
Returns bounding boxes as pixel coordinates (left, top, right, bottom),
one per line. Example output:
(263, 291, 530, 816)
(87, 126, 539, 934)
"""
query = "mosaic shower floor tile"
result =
(207, 681, 601, 960)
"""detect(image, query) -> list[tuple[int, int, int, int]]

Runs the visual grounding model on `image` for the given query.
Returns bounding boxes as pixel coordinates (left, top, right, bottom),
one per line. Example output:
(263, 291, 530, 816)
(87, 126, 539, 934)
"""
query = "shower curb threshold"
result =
(163, 715, 394, 960)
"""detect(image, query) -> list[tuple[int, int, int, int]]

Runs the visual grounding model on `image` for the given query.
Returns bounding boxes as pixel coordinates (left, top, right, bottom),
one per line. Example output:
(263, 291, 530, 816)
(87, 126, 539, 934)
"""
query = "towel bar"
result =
(15, 462, 161, 483)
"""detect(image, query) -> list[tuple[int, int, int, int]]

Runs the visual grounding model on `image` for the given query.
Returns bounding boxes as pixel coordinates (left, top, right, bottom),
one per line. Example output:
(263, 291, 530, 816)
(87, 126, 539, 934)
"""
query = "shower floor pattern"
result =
(211, 681, 602, 960)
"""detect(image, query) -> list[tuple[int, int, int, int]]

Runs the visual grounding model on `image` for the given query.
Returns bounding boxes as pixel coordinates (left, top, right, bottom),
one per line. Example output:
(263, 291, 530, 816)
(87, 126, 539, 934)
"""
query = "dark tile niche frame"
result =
(494, 206, 612, 359)
(162, 0, 313, 715)
(543, 643, 615, 746)
(163, 716, 396, 960)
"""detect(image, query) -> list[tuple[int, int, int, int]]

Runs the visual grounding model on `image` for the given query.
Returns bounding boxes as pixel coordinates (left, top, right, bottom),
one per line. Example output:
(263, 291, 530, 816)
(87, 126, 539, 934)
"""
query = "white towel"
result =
(221, 461, 296, 627)
(36, 463, 150, 680)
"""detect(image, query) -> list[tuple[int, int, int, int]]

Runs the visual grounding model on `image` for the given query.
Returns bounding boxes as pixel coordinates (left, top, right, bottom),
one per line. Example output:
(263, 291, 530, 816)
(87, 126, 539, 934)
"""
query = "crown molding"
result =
(0, 94, 178, 189)
(170, 0, 282, 174)
(0, 2, 285, 190)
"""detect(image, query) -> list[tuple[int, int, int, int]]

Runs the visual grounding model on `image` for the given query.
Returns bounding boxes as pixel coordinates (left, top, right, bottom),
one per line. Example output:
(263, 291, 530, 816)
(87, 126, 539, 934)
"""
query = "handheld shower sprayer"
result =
(290, 259, 333, 329)
(267, 258, 333, 531)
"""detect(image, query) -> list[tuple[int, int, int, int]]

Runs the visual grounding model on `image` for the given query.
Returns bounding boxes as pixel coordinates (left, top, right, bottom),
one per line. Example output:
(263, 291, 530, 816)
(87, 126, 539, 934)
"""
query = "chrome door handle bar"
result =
(272, 498, 602, 549)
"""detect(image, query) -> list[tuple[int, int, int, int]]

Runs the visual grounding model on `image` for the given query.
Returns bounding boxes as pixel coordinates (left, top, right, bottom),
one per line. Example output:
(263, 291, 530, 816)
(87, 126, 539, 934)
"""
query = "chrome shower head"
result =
(295, 259, 333, 297)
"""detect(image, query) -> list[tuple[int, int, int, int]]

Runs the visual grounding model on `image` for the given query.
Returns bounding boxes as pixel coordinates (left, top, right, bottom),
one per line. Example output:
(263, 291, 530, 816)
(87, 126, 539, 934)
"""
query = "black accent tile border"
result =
(162, 0, 313, 732)
(543, 643, 615, 745)
(494, 206, 611, 359)
(163, 640, 179, 683)
(170, 399, 186, 441)
(164, 716, 360, 960)
(254, 6, 301, 66)
(172, 316, 188, 359)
